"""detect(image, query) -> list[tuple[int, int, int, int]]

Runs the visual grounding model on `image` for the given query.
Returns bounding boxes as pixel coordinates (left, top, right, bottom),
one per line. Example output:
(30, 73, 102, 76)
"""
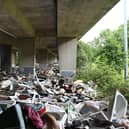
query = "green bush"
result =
(76, 63, 129, 100)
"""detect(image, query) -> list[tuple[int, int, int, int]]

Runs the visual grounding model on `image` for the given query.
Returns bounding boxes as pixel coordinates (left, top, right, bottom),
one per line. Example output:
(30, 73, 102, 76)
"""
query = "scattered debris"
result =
(0, 66, 129, 129)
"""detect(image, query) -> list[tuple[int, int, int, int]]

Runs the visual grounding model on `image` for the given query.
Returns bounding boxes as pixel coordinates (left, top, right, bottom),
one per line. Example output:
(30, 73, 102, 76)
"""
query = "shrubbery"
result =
(76, 62, 129, 99)
(77, 21, 129, 100)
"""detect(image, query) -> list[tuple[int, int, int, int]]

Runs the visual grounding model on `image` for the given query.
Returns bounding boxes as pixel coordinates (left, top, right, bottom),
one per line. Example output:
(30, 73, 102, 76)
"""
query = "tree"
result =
(92, 27, 125, 73)
(76, 20, 129, 99)
(77, 41, 96, 73)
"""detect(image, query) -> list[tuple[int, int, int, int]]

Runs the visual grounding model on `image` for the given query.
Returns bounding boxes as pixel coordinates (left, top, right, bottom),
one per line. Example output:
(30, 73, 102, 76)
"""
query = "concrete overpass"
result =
(0, 0, 119, 76)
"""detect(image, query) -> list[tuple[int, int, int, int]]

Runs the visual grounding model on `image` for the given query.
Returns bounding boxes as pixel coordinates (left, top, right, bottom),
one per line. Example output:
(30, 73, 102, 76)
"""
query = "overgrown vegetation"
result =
(76, 21, 129, 100)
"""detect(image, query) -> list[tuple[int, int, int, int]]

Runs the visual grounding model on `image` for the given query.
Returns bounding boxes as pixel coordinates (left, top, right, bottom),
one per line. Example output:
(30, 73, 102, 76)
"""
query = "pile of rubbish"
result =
(0, 65, 129, 129)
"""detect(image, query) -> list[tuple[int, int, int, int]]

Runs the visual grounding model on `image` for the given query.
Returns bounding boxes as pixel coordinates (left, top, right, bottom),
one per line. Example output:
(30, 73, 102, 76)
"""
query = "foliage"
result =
(76, 62, 127, 98)
(77, 20, 129, 100)
(94, 28, 125, 72)
(77, 41, 96, 72)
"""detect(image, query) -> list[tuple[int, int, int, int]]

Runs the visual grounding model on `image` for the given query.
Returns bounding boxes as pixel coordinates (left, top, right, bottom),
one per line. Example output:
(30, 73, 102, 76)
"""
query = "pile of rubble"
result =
(0, 66, 129, 129)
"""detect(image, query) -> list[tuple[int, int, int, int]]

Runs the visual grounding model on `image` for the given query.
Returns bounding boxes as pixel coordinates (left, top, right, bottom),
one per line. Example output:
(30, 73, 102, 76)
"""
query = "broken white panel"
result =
(110, 90, 128, 121)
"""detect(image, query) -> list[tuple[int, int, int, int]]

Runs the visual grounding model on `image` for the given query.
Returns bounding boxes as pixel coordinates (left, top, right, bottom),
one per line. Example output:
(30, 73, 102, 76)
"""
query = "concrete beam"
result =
(43, 46, 57, 57)
(3, 0, 35, 37)
(0, 32, 34, 46)
(35, 37, 57, 57)
(58, 0, 119, 37)
(0, 32, 17, 45)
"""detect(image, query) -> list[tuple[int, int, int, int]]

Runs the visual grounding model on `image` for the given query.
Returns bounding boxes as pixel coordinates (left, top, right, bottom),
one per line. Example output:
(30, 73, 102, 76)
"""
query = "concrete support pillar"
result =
(36, 49, 48, 65)
(58, 38, 78, 77)
(48, 53, 57, 64)
(35, 37, 58, 67)
(36, 48, 57, 66)
(11, 50, 16, 68)
(17, 42, 34, 67)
